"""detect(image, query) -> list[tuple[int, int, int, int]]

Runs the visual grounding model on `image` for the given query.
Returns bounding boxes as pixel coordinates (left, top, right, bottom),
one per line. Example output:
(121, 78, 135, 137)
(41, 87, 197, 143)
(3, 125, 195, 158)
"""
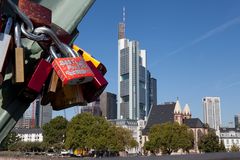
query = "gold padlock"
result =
(13, 22, 25, 83)
(50, 82, 87, 110)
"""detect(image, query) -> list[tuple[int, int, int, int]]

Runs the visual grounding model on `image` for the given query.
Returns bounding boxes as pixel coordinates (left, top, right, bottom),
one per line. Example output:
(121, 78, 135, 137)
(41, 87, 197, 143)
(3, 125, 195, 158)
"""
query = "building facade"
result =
(100, 92, 117, 119)
(39, 103, 52, 127)
(235, 114, 240, 128)
(79, 99, 102, 116)
(13, 128, 43, 142)
(142, 100, 207, 154)
(150, 78, 157, 107)
(15, 97, 52, 129)
(218, 128, 240, 151)
(109, 119, 146, 154)
(203, 97, 221, 130)
(117, 18, 156, 120)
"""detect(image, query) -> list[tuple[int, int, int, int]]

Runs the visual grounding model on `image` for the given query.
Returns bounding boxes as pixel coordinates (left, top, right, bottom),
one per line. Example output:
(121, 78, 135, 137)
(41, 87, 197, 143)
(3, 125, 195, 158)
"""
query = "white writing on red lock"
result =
(65, 70, 87, 76)
(59, 59, 76, 66)
(77, 61, 88, 69)
(66, 65, 79, 71)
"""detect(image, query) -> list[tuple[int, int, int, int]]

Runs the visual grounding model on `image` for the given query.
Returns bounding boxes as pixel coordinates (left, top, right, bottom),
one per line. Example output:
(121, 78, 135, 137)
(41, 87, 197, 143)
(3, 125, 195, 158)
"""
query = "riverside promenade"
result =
(1, 152, 240, 160)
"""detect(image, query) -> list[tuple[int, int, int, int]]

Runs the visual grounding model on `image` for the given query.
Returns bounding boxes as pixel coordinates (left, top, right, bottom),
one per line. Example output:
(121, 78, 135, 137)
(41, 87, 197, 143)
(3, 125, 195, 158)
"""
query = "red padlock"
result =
(18, 56, 52, 103)
(82, 61, 108, 103)
(34, 26, 95, 85)
(50, 45, 94, 85)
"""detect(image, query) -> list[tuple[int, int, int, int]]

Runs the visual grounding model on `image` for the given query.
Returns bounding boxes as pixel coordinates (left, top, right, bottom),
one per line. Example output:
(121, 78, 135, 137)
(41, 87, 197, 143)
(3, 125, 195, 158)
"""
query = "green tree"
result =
(219, 140, 226, 152)
(230, 144, 240, 152)
(42, 116, 68, 151)
(65, 113, 137, 153)
(198, 131, 220, 153)
(8, 141, 45, 152)
(144, 122, 194, 155)
(106, 125, 138, 152)
(144, 140, 156, 154)
(0, 131, 21, 150)
(65, 113, 110, 151)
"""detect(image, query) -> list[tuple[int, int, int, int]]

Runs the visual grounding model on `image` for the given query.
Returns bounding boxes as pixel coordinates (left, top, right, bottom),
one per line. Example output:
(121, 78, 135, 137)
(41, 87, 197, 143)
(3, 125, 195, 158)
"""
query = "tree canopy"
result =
(0, 131, 21, 150)
(219, 140, 226, 152)
(198, 130, 223, 153)
(65, 113, 137, 152)
(144, 122, 194, 155)
(42, 116, 68, 150)
(230, 144, 239, 152)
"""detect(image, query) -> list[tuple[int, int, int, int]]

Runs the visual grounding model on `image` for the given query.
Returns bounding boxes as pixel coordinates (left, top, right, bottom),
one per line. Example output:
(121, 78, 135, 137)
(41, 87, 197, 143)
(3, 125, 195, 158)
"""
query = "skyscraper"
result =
(117, 9, 157, 120)
(146, 71, 157, 116)
(100, 92, 117, 119)
(78, 99, 102, 116)
(203, 97, 221, 130)
(15, 97, 52, 128)
(39, 103, 52, 127)
(15, 102, 36, 129)
(235, 114, 240, 128)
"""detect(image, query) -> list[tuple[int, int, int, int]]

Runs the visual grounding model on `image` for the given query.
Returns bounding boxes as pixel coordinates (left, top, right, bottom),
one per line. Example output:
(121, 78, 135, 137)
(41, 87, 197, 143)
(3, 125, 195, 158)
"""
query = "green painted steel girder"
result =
(0, 0, 96, 143)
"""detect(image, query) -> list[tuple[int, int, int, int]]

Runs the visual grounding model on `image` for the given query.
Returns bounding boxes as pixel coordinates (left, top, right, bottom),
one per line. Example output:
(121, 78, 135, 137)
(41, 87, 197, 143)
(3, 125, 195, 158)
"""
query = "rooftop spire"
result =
(174, 100, 182, 114)
(183, 104, 191, 115)
(118, 6, 126, 40)
(123, 6, 126, 23)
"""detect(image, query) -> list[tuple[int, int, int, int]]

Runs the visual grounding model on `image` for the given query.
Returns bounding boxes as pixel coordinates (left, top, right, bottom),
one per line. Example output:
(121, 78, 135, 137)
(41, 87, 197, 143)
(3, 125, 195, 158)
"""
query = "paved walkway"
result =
(1, 152, 240, 160)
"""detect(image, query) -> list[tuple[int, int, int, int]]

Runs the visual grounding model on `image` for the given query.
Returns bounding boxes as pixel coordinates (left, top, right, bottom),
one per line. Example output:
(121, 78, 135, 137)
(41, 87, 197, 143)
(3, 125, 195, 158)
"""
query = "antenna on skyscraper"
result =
(123, 6, 126, 23)
(118, 6, 126, 39)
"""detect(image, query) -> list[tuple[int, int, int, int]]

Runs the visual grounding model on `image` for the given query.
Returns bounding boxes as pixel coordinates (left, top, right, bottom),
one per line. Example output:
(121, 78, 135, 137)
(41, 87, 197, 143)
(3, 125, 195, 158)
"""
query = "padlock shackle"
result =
(62, 43, 77, 58)
(49, 46, 59, 59)
(34, 27, 68, 56)
(14, 22, 21, 47)
(7, 0, 34, 32)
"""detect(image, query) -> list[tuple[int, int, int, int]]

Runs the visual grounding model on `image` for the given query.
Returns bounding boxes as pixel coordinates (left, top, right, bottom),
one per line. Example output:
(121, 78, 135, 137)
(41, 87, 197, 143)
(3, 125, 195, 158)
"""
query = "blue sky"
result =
(53, 0, 240, 127)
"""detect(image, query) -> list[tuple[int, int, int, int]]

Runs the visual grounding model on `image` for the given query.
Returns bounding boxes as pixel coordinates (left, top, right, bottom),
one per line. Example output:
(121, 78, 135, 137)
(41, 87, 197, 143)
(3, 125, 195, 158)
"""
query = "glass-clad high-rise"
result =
(203, 97, 221, 130)
(117, 21, 156, 120)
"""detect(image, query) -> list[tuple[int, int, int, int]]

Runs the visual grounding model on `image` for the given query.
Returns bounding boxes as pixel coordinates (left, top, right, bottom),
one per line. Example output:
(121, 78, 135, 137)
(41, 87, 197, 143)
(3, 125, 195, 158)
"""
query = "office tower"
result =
(146, 71, 151, 116)
(203, 97, 221, 130)
(118, 13, 148, 120)
(146, 71, 157, 116)
(79, 99, 102, 116)
(39, 103, 52, 127)
(100, 92, 117, 119)
(235, 114, 240, 128)
(15, 97, 52, 128)
(149, 77, 157, 110)
(117, 8, 157, 120)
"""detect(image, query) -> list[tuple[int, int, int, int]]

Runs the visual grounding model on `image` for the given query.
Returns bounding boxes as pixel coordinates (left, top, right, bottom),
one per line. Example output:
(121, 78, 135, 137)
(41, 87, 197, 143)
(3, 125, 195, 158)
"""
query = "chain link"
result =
(34, 27, 69, 56)
(7, 0, 48, 41)
(7, 0, 76, 57)
(7, 0, 34, 31)
(20, 23, 48, 41)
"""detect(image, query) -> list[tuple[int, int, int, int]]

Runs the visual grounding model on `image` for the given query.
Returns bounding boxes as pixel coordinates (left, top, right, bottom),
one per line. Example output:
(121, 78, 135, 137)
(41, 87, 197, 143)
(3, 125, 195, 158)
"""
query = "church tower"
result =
(182, 104, 191, 120)
(174, 100, 182, 124)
